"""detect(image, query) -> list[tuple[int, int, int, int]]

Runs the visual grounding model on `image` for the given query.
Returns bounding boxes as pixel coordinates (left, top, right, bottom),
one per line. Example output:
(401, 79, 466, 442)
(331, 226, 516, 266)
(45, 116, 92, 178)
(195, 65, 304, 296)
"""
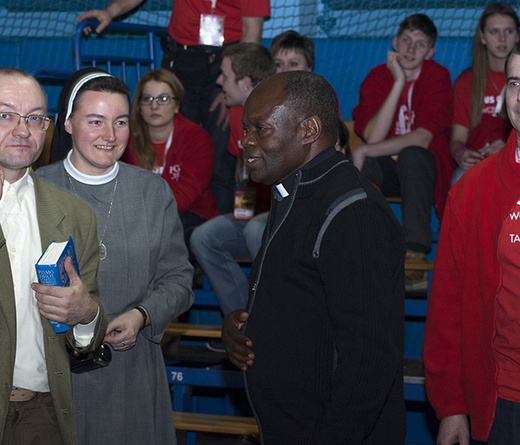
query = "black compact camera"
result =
(70, 342, 112, 374)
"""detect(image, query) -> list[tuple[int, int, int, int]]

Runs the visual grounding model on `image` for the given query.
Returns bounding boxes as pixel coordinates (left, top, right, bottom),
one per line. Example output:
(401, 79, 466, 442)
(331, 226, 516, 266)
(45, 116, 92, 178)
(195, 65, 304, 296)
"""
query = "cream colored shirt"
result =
(0, 170, 98, 392)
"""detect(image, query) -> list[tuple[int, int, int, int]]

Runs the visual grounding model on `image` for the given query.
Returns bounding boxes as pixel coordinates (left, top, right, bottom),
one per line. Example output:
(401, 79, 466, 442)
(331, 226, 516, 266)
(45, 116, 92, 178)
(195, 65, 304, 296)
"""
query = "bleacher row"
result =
(33, 20, 439, 445)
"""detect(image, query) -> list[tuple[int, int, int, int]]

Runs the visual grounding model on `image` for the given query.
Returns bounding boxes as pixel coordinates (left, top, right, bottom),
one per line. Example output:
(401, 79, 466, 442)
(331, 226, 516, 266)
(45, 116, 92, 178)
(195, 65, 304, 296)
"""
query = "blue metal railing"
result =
(73, 19, 166, 84)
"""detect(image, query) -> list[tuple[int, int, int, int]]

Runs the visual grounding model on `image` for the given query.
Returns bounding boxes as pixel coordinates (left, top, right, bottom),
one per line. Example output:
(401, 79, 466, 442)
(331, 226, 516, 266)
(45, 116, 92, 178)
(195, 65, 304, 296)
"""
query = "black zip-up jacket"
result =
(244, 149, 407, 444)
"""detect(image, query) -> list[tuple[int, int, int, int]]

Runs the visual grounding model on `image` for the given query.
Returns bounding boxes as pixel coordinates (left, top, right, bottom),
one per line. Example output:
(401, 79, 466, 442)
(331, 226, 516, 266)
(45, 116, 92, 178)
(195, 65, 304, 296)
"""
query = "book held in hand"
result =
(35, 236, 80, 333)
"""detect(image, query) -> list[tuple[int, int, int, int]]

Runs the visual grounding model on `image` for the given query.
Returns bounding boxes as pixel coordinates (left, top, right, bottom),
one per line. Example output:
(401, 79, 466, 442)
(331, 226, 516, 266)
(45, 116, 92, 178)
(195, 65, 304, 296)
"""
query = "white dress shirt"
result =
(0, 170, 98, 392)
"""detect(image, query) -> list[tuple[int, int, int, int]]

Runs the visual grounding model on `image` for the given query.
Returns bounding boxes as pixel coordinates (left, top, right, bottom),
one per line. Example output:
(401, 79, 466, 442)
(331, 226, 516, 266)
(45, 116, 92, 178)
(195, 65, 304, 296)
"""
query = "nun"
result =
(37, 67, 194, 444)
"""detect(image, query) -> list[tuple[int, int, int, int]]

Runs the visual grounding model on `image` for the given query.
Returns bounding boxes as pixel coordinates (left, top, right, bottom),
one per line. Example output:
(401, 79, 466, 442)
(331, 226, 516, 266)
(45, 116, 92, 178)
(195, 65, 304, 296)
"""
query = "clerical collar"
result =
(275, 183, 289, 199)
(64, 150, 119, 185)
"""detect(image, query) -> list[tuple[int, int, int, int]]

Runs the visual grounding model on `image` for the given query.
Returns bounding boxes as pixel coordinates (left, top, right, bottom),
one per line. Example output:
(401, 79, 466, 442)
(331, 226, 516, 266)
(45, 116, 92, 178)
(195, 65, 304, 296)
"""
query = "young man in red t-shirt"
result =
(190, 43, 274, 326)
(352, 13, 453, 291)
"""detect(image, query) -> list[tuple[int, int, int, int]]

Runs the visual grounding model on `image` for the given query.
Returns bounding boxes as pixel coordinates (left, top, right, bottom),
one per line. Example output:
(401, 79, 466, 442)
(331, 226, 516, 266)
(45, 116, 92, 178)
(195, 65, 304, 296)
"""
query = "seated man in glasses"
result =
(124, 68, 219, 249)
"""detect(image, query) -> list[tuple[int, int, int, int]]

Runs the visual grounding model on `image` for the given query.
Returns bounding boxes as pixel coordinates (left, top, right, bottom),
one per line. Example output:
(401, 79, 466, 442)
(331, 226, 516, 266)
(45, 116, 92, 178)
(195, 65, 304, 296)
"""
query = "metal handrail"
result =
(73, 19, 166, 82)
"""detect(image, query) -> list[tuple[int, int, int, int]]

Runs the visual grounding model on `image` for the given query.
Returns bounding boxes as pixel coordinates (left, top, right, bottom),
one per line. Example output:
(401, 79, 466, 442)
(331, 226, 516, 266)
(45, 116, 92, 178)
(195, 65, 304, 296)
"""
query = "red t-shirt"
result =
(168, 0, 270, 46)
(423, 131, 520, 441)
(495, 193, 520, 403)
(352, 59, 455, 219)
(124, 113, 219, 220)
(453, 68, 511, 151)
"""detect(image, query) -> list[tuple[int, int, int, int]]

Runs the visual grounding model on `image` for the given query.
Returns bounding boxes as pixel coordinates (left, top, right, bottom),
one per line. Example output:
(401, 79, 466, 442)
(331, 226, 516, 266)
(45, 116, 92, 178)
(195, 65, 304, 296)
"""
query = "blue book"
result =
(35, 236, 80, 333)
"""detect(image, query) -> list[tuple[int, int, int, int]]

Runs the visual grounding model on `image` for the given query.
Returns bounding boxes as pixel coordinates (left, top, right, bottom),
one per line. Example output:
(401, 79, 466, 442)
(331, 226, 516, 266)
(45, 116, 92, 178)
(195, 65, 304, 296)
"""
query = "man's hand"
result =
(436, 415, 470, 445)
(386, 50, 406, 85)
(209, 92, 230, 131)
(103, 309, 143, 351)
(222, 309, 254, 371)
(32, 256, 99, 326)
(77, 0, 143, 34)
(77, 10, 114, 34)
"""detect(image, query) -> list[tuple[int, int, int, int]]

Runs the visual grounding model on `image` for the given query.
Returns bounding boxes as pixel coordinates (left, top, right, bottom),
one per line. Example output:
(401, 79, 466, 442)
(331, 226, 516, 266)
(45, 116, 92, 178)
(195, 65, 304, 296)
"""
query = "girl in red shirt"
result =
(450, 3, 519, 184)
(125, 69, 219, 245)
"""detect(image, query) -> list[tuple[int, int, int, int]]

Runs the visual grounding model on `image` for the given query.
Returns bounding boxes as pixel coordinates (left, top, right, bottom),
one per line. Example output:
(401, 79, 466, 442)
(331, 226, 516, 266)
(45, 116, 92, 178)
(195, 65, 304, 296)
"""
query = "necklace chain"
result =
(66, 174, 118, 260)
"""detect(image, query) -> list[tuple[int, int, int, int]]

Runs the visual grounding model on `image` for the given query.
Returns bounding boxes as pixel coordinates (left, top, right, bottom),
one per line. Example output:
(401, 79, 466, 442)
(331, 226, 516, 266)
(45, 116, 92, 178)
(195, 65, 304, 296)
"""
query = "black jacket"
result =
(244, 149, 406, 444)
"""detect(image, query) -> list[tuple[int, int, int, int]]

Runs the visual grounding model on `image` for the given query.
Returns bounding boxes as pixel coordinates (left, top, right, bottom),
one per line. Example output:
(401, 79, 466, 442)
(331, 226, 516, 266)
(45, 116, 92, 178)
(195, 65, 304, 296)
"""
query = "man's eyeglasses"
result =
(140, 95, 177, 106)
(0, 112, 51, 130)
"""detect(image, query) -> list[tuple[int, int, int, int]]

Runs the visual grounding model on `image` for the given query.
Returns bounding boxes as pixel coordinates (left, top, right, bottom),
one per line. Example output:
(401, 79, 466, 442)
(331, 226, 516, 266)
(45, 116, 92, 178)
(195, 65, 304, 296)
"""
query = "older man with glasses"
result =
(0, 67, 106, 445)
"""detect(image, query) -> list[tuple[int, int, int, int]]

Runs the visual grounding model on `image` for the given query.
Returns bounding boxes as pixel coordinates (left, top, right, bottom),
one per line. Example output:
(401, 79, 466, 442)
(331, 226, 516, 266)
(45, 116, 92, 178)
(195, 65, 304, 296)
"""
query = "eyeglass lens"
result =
(0, 112, 50, 129)
(141, 96, 175, 106)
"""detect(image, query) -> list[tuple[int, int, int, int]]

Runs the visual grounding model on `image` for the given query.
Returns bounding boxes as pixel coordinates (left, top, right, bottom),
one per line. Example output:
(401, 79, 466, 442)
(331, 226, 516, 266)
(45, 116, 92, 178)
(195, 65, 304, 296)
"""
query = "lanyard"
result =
(209, 0, 217, 14)
(155, 129, 174, 176)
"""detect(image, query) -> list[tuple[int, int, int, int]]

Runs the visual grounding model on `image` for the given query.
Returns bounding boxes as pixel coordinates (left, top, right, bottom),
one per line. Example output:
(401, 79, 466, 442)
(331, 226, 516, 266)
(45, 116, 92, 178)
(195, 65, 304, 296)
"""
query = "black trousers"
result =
(362, 145, 436, 253)
(487, 397, 520, 444)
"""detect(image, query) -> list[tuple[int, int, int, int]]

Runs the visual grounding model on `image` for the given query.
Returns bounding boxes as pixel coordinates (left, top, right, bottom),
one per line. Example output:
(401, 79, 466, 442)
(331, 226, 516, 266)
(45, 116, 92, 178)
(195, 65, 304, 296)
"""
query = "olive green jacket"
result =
(0, 172, 107, 444)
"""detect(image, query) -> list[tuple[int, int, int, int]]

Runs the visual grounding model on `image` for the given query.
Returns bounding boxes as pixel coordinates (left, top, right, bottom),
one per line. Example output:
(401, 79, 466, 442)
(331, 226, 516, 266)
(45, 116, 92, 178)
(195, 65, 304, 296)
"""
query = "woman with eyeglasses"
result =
(36, 67, 194, 444)
(124, 68, 219, 247)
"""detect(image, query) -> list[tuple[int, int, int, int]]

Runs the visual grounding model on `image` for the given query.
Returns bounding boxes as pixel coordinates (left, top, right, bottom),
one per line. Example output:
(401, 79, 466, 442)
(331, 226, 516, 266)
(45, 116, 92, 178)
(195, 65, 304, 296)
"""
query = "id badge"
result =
(199, 14, 225, 46)
(233, 188, 256, 220)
